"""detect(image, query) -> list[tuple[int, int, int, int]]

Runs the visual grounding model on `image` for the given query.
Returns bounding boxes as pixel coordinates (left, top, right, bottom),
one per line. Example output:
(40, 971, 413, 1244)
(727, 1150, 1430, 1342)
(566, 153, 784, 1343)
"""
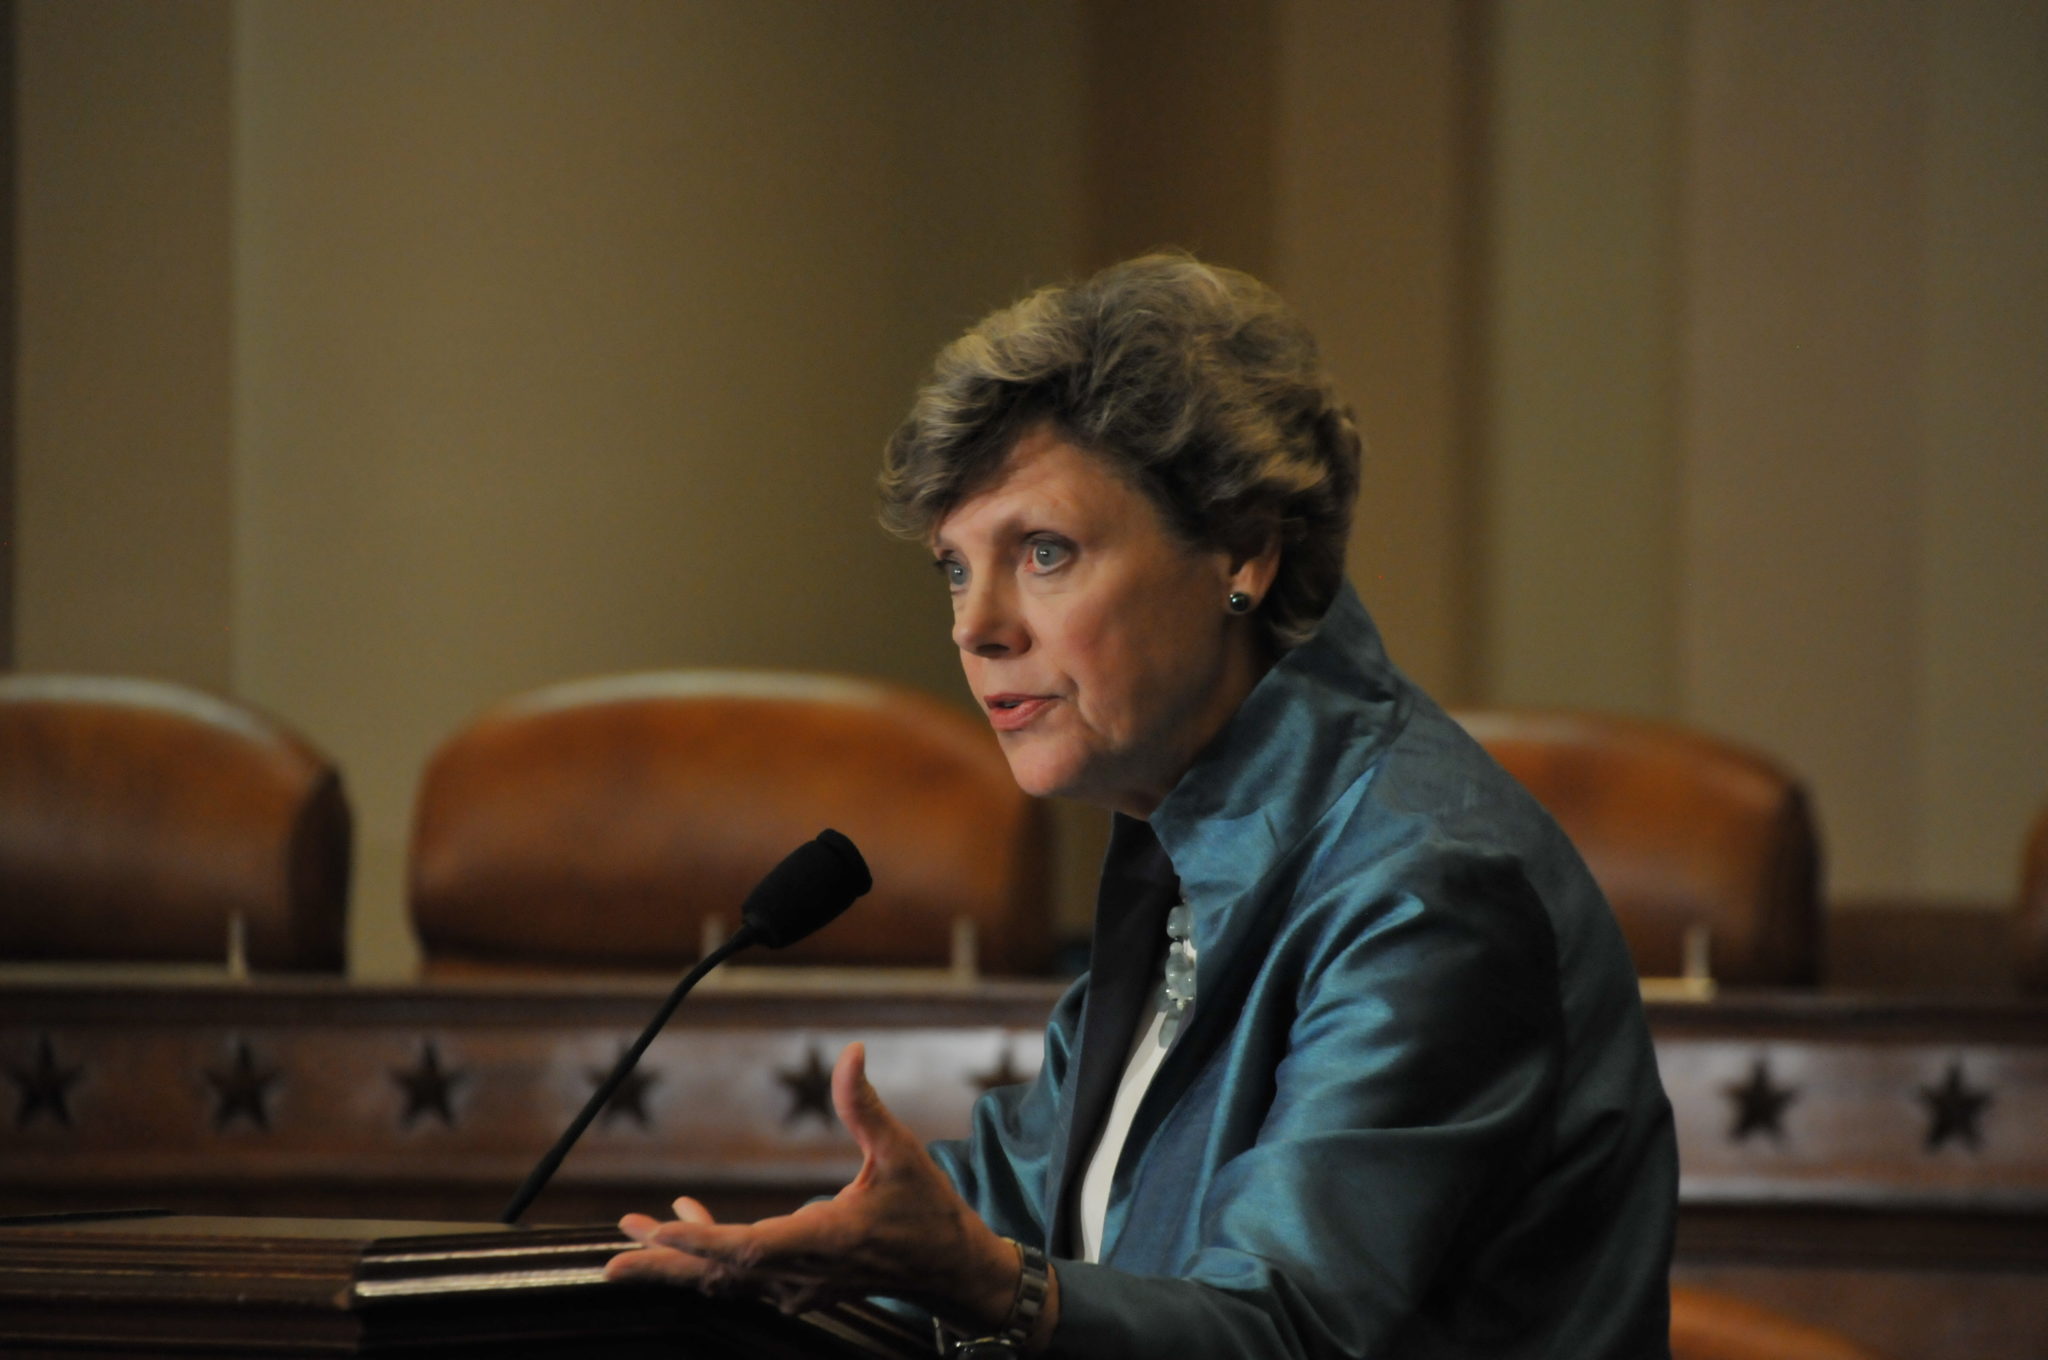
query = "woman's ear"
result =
(1227, 532, 1283, 607)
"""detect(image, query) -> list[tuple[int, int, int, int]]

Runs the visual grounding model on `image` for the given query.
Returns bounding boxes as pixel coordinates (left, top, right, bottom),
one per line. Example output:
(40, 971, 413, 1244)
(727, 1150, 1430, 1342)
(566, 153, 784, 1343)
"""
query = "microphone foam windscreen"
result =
(739, 829, 873, 949)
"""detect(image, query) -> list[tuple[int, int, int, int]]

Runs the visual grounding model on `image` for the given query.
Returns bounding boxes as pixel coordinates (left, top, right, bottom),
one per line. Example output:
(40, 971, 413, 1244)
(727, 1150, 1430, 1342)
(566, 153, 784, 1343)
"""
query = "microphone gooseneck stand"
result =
(499, 828, 871, 1226)
(499, 926, 757, 1225)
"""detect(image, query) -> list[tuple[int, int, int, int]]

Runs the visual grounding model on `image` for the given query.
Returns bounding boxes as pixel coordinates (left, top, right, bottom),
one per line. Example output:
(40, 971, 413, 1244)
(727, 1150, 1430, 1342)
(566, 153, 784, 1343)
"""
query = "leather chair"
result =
(2017, 799, 2048, 993)
(409, 671, 1051, 977)
(1670, 1285, 1896, 1360)
(1454, 709, 1821, 986)
(0, 674, 350, 971)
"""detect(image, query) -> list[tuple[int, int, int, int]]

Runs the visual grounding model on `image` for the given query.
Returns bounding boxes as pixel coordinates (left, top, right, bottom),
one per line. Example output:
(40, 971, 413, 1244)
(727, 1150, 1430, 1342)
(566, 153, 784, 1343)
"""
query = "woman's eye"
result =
(1028, 539, 1071, 571)
(936, 558, 968, 591)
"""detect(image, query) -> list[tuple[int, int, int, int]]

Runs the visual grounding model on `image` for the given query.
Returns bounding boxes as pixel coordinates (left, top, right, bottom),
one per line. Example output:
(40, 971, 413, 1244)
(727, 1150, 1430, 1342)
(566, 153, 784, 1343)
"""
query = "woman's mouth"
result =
(985, 694, 1055, 732)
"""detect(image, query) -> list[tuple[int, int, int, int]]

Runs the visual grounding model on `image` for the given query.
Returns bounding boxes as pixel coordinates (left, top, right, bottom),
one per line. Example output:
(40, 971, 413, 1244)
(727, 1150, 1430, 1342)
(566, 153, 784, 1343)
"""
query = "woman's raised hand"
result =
(604, 1042, 1032, 1332)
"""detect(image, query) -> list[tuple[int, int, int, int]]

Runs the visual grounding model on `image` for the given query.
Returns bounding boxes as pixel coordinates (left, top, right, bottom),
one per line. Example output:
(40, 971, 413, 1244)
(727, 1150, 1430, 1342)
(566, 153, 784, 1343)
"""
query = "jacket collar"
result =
(1149, 581, 1411, 964)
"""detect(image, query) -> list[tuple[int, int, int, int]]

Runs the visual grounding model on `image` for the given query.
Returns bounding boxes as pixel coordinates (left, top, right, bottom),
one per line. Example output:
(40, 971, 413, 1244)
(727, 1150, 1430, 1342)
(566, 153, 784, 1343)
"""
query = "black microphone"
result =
(736, 827, 872, 947)
(500, 829, 872, 1224)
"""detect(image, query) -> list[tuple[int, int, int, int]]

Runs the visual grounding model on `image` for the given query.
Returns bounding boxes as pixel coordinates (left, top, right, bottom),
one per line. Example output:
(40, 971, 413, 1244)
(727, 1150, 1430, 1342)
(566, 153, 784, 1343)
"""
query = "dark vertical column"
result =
(0, 0, 14, 670)
(1450, 0, 1494, 708)
(1081, 0, 1278, 277)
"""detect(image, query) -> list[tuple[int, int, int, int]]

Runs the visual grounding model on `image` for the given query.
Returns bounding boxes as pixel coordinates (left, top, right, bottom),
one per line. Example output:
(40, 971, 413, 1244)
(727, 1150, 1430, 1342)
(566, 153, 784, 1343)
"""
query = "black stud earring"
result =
(1227, 591, 1254, 614)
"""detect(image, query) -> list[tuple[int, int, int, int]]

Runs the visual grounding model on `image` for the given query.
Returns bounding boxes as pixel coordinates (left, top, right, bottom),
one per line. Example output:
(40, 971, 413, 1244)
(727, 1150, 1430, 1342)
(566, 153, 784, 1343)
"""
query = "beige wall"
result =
(17, 0, 1483, 976)
(1917, 0, 2048, 897)
(20, 0, 1091, 976)
(1677, 1, 1931, 899)
(1484, 0, 2048, 903)
(230, 1, 1089, 976)
(1482, 0, 1681, 716)
(15, 2, 2044, 975)
(1273, 0, 1485, 702)
(16, 0, 236, 691)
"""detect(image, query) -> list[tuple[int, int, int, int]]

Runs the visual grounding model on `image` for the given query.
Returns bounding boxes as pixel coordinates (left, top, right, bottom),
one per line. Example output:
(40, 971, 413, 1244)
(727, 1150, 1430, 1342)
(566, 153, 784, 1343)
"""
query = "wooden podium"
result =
(0, 1212, 929, 1358)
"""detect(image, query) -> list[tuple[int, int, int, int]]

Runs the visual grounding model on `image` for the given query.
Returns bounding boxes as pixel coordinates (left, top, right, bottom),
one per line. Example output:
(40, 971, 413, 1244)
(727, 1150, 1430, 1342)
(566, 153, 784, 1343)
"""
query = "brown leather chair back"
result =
(409, 672, 1050, 976)
(1670, 1285, 1896, 1360)
(1455, 709, 1821, 985)
(2018, 800, 2048, 993)
(0, 675, 350, 971)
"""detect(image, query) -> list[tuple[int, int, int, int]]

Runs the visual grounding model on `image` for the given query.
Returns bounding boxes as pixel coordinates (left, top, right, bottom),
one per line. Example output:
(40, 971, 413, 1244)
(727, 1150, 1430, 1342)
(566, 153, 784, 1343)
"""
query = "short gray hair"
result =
(878, 253, 1361, 650)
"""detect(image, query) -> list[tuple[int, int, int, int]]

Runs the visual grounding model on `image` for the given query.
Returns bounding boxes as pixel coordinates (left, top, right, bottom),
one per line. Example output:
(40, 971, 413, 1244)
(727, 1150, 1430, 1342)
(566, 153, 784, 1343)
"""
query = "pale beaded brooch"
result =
(1160, 901, 1197, 1044)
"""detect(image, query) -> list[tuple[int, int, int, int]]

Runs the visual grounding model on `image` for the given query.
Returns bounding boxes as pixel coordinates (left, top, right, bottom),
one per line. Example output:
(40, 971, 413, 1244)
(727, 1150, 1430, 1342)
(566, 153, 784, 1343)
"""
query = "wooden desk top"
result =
(0, 1211, 926, 1356)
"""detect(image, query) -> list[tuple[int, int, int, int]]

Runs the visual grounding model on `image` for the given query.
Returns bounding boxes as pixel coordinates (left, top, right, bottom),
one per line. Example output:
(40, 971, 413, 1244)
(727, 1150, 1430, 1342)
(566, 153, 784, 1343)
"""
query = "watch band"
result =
(997, 1238, 1050, 1346)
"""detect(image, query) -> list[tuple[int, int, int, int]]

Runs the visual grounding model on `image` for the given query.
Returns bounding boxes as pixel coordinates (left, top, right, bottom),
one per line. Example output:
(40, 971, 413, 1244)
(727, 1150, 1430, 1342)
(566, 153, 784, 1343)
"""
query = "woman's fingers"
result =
(831, 1040, 873, 1125)
(605, 1055, 994, 1314)
(831, 1041, 921, 1174)
(646, 1201, 848, 1270)
(641, 1215, 749, 1258)
(614, 1209, 854, 1307)
(605, 1240, 703, 1284)
(619, 1211, 664, 1241)
(607, 1200, 724, 1284)
(607, 1219, 713, 1286)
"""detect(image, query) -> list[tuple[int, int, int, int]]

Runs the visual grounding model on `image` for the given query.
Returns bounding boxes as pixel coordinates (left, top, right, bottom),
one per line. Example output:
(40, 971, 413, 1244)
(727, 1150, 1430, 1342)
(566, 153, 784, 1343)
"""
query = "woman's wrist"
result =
(957, 1223, 1027, 1331)
(937, 1225, 1057, 1354)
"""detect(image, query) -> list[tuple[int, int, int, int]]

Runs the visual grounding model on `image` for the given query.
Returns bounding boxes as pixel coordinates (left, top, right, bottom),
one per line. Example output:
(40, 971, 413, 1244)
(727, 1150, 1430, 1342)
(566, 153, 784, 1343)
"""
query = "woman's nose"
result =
(952, 579, 1027, 657)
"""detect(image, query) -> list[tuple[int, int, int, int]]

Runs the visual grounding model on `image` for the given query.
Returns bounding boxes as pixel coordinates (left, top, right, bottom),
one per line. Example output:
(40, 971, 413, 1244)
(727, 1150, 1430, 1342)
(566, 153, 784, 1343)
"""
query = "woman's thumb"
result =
(831, 1041, 897, 1152)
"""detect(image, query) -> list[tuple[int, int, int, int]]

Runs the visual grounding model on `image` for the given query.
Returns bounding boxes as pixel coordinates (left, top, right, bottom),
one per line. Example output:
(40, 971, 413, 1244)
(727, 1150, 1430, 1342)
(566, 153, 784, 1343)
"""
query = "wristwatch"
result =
(937, 1238, 1049, 1357)
(953, 1342, 1024, 1359)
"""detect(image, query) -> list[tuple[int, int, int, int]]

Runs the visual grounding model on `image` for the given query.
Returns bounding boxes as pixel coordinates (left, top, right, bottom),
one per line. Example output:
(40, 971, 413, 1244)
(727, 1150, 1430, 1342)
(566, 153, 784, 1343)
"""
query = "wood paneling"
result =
(3, 979, 2046, 1357)
(0, 980, 1058, 1225)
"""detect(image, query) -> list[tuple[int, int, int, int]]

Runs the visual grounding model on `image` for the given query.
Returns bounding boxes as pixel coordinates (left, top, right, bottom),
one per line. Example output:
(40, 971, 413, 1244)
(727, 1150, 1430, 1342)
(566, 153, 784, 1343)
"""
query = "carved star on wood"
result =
(206, 1039, 280, 1131)
(393, 1040, 468, 1128)
(7, 1033, 83, 1129)
(1919, 1060, 1992, 1152)
(588, 1051, 660, 1128)
(972, 1045, 1027, 1093)
(777, 1044, 837, 1128)
(1724, 1057, 1798, 1142)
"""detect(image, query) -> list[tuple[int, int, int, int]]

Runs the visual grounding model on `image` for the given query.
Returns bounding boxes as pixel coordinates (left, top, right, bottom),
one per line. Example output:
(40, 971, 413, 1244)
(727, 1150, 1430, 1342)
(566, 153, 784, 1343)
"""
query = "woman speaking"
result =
(608, 255, 1678, 1358)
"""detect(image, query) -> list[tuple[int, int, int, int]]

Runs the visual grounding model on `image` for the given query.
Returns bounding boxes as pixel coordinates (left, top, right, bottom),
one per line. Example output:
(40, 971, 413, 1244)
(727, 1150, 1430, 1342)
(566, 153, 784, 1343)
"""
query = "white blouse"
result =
(1074, 949, 1177, 1264)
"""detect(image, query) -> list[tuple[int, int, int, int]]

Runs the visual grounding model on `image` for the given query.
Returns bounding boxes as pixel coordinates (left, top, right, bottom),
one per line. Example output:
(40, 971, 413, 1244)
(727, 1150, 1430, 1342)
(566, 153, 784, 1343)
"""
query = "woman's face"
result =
(932, 426, 1275, 819)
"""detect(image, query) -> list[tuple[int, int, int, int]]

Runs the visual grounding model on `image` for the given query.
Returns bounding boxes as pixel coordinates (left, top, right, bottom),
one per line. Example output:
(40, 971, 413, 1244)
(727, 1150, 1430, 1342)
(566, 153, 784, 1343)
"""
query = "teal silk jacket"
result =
(928, 584, 1678, 1359)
